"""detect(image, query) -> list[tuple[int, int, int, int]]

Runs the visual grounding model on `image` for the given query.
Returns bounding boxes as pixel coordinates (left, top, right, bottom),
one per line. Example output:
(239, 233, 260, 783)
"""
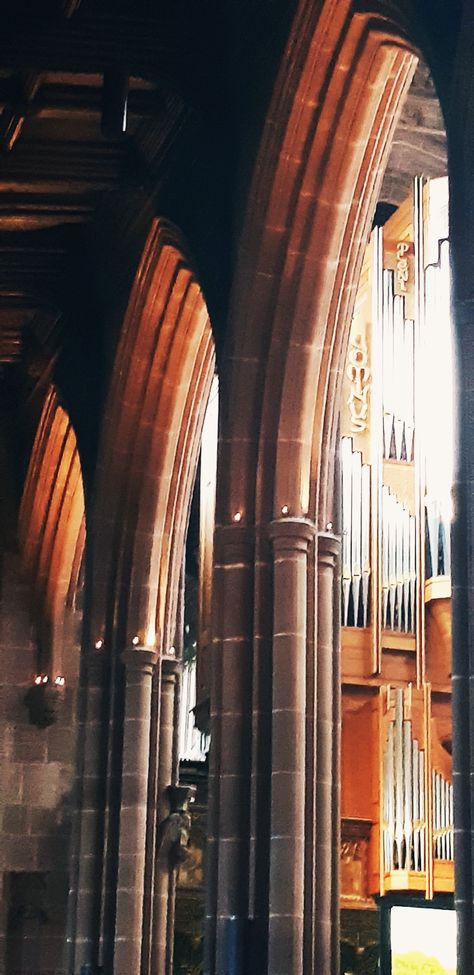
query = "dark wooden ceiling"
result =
(0, 1, 237, 486)
(0, 5, 450, 490)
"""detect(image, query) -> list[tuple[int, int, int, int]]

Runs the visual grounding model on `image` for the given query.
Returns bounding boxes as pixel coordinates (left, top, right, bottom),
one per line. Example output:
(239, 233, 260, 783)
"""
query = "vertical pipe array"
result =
(381, 270, 415, 462)
(414, 176, 426, 688)
(393, 689, 404, 869)
(382, 686, 454, 879)
(424, 239, 452, 580)
(341, 437, 371, 627)
(381, 487, 416, 631)
(432, 770, 454, 860)
(342, 237, 417, 635)
(371, 227, 383, 674)
(382, 688, 427, 874)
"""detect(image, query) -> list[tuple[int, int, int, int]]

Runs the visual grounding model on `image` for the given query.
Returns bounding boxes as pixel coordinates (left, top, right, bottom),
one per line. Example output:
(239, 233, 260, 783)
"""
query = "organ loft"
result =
(1, 4, 474, 975)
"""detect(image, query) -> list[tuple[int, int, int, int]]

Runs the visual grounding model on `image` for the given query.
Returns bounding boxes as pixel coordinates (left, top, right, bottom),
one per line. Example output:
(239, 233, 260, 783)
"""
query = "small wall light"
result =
(25, 675, 62, 729)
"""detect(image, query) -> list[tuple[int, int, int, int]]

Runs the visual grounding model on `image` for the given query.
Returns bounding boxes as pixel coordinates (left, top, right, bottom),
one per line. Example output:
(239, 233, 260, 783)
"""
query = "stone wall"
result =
(0, 552, 79, 975)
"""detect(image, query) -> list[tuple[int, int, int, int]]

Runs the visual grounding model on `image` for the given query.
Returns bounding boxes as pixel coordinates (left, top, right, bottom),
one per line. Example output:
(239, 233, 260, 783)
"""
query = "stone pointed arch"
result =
(91, 217, 214, 653)
(220, 8, 417, 528)
(208, 5, 429, 975)
(72, 217, 215, 975)
(19, 386, 85, 680)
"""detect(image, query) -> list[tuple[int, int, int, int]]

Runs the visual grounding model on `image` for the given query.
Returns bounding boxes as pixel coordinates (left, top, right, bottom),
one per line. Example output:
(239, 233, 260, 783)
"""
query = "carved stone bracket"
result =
(157, 784, 197, 866)
(341, 818, 373, 905)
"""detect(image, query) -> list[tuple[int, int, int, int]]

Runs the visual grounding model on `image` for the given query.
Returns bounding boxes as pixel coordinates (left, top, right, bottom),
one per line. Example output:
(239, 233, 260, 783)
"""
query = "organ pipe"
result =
(341, 437, 370, 627)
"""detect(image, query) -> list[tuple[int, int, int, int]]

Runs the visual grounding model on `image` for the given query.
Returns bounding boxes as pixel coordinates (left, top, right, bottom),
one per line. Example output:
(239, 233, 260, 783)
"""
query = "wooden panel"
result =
(341, 818, 373, 907)
(433, 860, 454, 893)
(383, 871, 427, 892)
(341, 699, 376, 821)
(380, 649, 417, 684)
(425, 596, 452, 686)
(342, 627, 373, 680)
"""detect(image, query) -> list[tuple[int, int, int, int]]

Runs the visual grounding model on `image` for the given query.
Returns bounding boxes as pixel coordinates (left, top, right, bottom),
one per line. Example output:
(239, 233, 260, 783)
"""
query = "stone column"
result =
(151, 655, 180, 975)
(314, 531, 340, 975)
(113, 645, 158, 975)
(205, 523, 254, 975)
(451, 297, 474, 972)
(267, 517, 315, 975)
(71, 648, 107, 974)
(446, 36, 474, 964)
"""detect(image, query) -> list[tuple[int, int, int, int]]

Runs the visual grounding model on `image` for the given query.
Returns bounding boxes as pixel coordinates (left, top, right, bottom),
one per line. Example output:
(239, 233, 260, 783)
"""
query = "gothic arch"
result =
(220, 8, 418, 528)
(91, 217, 215, 653)
(72, 217, 215, 975)
(208, 5, 446, 975)
(19, 386, 85, 680)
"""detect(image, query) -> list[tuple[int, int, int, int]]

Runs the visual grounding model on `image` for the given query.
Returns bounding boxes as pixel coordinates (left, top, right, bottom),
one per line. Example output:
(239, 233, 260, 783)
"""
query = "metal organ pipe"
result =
(351, 448, 362, 625)
(382, 269, 394, 460)
(424, 238, 452, 581)
(394, 690, 404, 869)
(361, 463, 371, 627)
(432, 769, 454, 861)
(381, 272, 415, 463)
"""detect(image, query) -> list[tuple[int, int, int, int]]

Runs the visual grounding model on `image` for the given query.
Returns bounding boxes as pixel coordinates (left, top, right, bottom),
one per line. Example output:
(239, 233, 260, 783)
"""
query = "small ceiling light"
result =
(132, 636, 140, 646)
(233, 511, 242, 523)
(95, 639, 103, 650)
(281, 505, 289, 516)
(326, 522, 333, 531)
(54, 676, 65, 687)
(101, 68, 129, 138)
(34, 674, 42, 686)
(42, 675, 48, 684)
(169, 645, 176, 655)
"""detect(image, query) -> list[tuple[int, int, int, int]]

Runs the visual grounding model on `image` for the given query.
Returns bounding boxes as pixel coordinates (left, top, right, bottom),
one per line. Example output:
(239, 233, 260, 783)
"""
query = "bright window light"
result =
(391, 905, 457, 973)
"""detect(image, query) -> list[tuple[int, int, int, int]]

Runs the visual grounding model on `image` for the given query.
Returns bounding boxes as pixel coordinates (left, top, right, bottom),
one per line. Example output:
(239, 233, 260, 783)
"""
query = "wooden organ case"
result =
(340, 178, 453, 909)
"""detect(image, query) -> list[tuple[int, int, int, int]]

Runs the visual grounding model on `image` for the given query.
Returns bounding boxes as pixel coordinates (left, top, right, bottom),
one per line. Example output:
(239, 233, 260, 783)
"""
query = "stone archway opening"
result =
(338, 58, 454, 975)
(203, 1, 472, 971)
(173, 373, 217, 975)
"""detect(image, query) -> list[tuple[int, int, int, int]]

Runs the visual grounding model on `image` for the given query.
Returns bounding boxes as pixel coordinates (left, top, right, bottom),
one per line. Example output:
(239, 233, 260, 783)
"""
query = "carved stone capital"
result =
(268, 516, 316, 553)
(122, 645, 159, 676)
(317, 530, 340, 567)
(161, 652, 180, 675)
